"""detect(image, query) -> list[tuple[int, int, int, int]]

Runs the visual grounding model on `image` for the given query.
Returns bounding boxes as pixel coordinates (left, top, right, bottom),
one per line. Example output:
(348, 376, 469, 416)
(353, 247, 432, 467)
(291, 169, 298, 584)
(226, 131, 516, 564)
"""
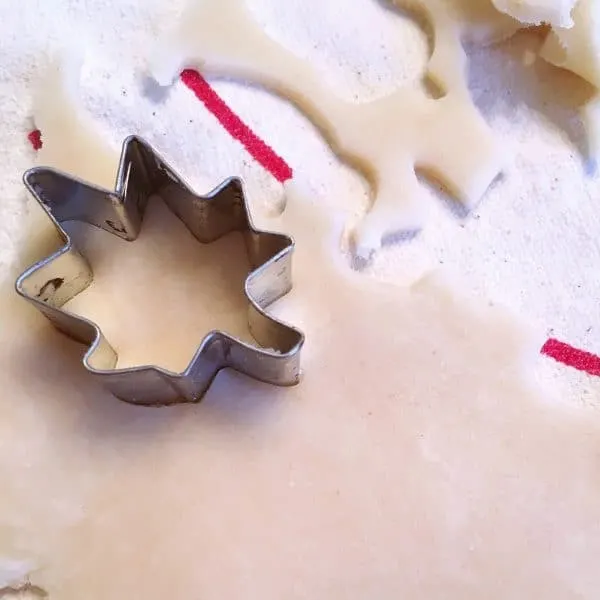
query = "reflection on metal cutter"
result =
(15, 135, 304, 406)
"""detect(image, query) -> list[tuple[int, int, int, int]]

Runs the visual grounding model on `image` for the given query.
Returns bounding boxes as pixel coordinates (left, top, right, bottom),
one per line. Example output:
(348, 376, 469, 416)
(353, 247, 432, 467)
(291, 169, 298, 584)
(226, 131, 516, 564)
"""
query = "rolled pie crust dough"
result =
(1, 56, 600, 599)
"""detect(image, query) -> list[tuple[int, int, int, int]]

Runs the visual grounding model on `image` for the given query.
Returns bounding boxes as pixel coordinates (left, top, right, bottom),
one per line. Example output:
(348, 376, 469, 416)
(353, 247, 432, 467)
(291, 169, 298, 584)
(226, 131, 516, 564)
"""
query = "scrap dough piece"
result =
(2, 63, 600, 600)
(491, 0, 578, 26)
(540, 0, 600, 85)
(507, 0, 600, 160)
(541, 0, 600, 159)
(150, 0, 515, 256)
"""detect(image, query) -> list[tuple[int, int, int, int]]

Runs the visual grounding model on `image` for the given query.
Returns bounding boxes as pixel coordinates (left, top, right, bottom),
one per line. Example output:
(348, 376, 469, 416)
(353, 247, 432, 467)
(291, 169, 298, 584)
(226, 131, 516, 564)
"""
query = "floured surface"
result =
(2, 93, 600, 598)
(370, 29, 600, 369)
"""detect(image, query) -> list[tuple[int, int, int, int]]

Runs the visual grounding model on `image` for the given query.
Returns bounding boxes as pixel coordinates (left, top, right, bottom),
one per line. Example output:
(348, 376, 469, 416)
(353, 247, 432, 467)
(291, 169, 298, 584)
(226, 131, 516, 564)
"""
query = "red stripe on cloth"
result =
(28, 129, 42, 150)
(541, 338, 600, 377)
(180, 69, 292, 183)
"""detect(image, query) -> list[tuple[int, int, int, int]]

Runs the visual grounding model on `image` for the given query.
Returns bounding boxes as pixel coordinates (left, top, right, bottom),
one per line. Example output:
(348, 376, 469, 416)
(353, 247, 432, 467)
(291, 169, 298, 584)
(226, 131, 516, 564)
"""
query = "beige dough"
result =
(2, 63, 600, 599)
(540, 0, 600, 86)
(503, 0, 600, 160)
(150, 0, 518, 257)
(491, 0, 578, 26)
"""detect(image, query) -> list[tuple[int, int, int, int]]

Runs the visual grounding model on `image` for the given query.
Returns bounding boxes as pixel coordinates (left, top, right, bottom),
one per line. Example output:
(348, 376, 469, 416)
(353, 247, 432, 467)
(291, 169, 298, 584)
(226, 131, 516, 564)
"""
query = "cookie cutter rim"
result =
(15, 135, 304, 406)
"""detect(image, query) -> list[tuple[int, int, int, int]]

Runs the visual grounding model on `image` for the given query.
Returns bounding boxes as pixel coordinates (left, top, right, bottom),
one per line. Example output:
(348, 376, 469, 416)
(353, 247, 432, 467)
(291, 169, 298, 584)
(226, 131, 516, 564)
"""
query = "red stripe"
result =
(541, 338, 600, 376)
(28, 129, 42, 150)
(180, 69, 292, 183)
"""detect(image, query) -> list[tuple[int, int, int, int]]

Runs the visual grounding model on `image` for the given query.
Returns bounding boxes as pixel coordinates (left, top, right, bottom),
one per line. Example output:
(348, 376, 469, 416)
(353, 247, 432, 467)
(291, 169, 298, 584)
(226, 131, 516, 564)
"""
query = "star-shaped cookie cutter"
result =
(15, 135, 304, 405)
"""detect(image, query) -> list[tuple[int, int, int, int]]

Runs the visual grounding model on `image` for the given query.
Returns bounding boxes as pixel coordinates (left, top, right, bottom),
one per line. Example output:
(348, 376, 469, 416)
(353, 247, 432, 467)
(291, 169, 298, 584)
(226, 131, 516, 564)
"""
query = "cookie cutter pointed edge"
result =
(15, 135, 304, 406)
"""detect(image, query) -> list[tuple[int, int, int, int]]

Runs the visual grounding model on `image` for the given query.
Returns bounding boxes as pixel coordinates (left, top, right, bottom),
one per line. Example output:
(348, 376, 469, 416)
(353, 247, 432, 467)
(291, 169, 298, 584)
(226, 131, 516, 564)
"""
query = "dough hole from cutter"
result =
(62, 197, 257, 372)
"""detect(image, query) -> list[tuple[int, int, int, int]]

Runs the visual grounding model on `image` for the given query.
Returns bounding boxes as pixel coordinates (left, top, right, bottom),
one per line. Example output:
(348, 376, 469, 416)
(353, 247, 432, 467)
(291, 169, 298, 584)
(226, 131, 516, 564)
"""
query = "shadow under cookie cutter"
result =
(15, 135, 304, 406)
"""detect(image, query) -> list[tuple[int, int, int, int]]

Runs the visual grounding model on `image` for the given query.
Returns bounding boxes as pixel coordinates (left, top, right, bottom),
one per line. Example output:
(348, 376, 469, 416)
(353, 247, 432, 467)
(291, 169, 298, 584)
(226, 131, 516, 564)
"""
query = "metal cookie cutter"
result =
(15, 135, 304, 406)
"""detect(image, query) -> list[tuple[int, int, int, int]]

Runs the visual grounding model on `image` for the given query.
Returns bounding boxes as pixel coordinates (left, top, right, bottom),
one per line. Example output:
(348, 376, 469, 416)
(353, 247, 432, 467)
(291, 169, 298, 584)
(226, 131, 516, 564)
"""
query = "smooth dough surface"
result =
(150, 0, 520, 256)
(1, 69, 600, 600)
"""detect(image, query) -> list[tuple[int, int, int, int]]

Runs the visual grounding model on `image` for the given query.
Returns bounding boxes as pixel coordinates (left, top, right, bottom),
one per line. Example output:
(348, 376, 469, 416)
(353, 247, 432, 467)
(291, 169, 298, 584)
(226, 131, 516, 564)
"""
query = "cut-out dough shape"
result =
(150, 0, 518, 257)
